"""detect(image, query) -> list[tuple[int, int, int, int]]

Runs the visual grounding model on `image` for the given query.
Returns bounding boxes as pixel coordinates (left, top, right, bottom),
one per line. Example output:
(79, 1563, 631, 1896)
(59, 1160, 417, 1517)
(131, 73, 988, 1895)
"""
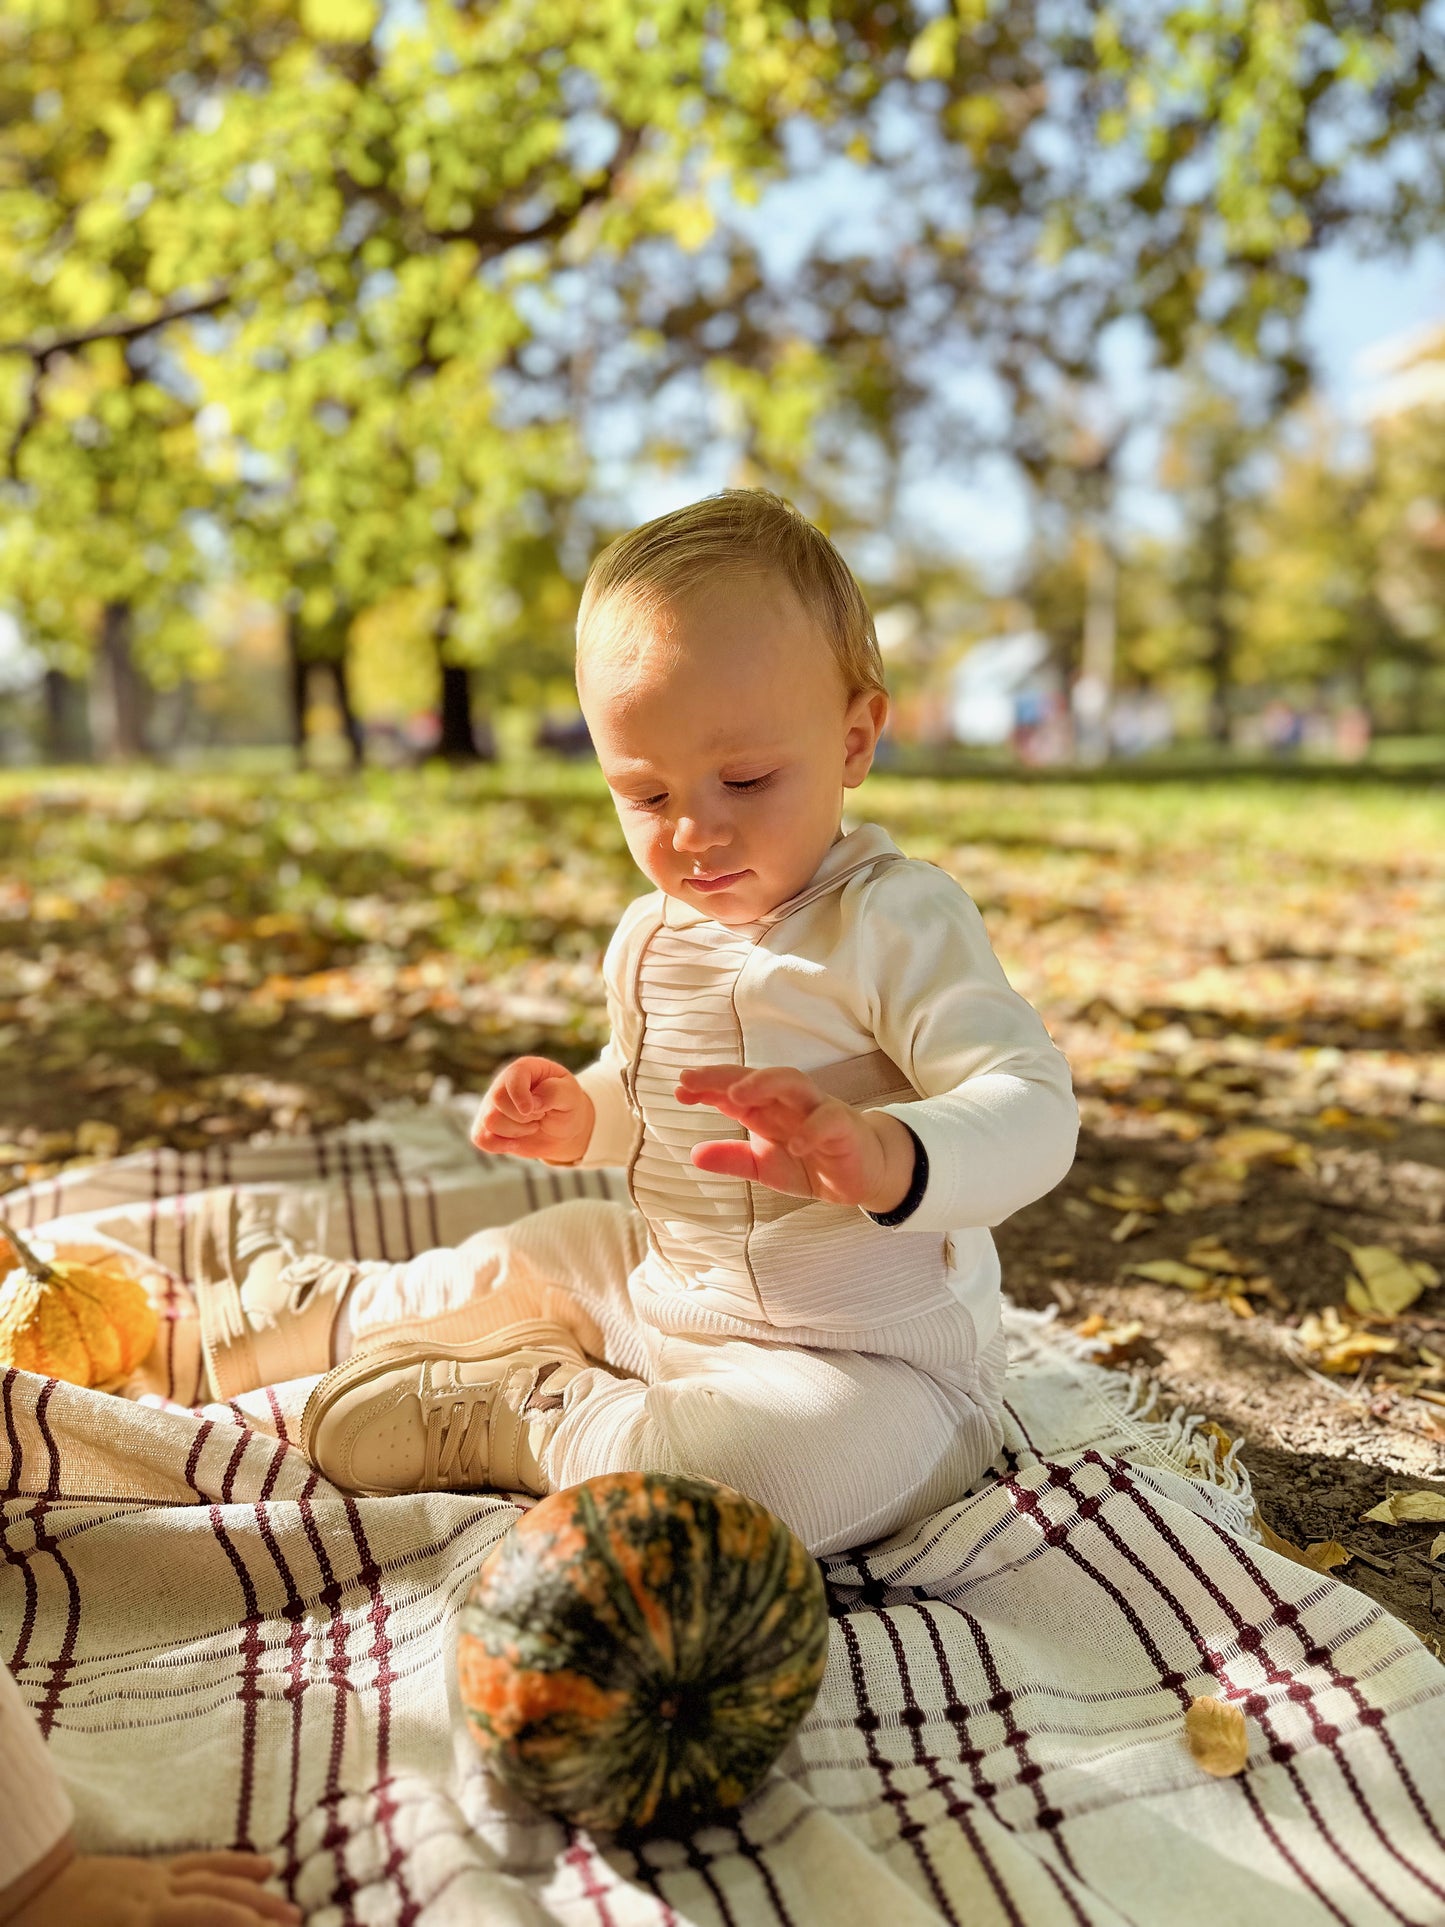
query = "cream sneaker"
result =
(194, 1190, 361, 1401)
(299, 1320, 590, 1497)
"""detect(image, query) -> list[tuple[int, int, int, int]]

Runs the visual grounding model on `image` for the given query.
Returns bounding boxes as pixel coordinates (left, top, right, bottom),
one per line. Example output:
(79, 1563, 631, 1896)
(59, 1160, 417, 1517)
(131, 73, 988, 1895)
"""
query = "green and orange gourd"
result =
(456, 1470, 830, 1835)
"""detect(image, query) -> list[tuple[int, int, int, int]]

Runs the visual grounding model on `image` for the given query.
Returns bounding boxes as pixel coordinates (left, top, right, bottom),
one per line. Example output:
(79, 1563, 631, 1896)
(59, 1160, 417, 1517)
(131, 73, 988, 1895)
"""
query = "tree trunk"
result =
(328, 654, 365, 769)
(89, 600, 149, 761)
(436, 657, 481, 761)
(285, 611, 308, 767)
(1202, 485, 1235, 748)
(1076, 528, 1117, 765)
(41, 668, 90, 763)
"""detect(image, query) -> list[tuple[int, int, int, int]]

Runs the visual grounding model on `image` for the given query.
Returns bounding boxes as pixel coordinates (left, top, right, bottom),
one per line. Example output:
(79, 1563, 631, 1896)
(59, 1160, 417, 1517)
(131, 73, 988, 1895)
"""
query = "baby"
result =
(196, 489, 1079, 1557)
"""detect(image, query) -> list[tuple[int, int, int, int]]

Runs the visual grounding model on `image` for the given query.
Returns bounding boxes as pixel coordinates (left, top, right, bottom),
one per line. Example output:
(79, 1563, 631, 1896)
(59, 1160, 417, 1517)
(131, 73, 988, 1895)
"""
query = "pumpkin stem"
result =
(0, 1219, 58, 1284)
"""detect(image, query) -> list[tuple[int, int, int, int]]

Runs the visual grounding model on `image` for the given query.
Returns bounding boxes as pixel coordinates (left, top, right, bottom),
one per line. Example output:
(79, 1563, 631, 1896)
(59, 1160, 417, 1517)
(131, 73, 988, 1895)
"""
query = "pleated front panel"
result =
(629, 916, 766, 1316)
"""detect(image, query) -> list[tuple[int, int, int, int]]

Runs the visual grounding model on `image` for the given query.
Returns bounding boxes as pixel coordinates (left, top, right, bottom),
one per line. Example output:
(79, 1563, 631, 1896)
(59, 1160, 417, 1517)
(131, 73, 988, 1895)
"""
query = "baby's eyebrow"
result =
(610, 744, 785, 775)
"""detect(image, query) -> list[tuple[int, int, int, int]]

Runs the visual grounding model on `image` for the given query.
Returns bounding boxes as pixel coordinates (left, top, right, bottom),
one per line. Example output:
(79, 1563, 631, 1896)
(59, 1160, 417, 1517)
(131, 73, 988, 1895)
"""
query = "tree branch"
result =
(2, 285, 233, 480)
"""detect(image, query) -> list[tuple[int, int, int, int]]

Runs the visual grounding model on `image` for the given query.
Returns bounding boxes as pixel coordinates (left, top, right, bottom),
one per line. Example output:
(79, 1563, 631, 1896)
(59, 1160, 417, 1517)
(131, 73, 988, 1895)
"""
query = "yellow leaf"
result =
(1185, 1239, 1247, 1274)
(1226, 1292, 1255, 1319)
(1185, 1696, 1249, 1777)
(1428, 1533, 1445, 1562)
(1109, 1210, 1149, 1243)
(1360, 1490, 1445, 1526)
(1121, 1259, 1213, 1290)
(1303, 1540, 1352, 1572)
(300, 0, 377, 39)
(1330, 1236, 1436, 1319)
(1209, 1127, 1314, 1173)
(1088, 1186, 1160, 1212)
(1297, 1306, 1399, 1374)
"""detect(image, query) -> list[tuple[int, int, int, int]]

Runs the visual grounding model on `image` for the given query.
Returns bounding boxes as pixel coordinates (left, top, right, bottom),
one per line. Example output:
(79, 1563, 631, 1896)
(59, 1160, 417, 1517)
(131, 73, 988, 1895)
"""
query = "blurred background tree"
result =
(2, 0, 1443, 766)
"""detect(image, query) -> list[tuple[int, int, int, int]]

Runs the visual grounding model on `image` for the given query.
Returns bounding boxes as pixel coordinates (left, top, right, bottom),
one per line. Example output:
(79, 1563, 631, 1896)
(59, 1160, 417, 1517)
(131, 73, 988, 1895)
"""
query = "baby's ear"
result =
(843, 689, 889, 781)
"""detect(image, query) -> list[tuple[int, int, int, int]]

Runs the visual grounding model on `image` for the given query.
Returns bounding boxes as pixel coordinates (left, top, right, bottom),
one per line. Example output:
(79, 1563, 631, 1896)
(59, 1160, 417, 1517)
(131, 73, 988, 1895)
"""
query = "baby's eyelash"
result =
(629, 775, 775, 810)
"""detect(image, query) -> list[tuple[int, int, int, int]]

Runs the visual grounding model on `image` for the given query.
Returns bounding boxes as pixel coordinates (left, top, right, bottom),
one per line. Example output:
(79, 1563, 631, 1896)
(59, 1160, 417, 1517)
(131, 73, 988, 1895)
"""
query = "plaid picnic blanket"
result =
(3, 1098, 1443, 1926)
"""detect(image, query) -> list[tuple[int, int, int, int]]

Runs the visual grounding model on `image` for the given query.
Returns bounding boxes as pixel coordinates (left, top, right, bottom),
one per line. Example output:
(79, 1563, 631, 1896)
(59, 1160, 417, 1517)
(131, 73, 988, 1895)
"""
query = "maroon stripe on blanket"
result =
(357, 1141, 391, 1264)
(184, 1419, 214, 1497)
(1028, 1456, 1415, 1923)
(221, 1419, 249, 1504)
(564, 1833, 624, 1926)
(420, 1171, 441, 1250)
(30, 1381, 81, 1738)
(835, 1609, 962, 1921)
(1110, 1460, 1445, 1911)
(207, 1500, 263, 1851)
(277, 1472, 321, 1896)
(341, 1496, 420, 1927)
(381, 1143, 418, 1259)
(1165, 1479, 1445, 1869)
(259, 1434, 292, 1502)
(952, 1600, 1091, 1907)
(1, 1372, 40, 1673)
(265, 1385, 293, 1449)
(338, 1147, 361, 1263)
(913, 1602, 1027, 1927)
(1238, 1775, 1356, 1926)
(299, 1485, 360, 1927)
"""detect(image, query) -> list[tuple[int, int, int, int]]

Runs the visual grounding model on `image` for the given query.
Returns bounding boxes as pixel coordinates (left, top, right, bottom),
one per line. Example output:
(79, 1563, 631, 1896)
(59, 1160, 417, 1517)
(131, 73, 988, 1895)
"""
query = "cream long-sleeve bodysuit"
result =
(343, 818, 1080, 1554)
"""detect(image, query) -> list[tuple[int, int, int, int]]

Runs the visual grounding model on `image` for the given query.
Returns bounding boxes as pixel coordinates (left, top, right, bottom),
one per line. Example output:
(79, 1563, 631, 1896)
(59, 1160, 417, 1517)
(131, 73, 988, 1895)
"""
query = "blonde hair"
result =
(576, 489, 887, 701)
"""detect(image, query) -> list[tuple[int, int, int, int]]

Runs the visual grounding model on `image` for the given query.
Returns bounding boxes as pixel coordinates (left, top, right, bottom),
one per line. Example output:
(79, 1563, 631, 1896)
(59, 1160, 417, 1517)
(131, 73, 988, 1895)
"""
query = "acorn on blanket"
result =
(0, 1219, 158, 1390)
(456, 1470, 830, 1835)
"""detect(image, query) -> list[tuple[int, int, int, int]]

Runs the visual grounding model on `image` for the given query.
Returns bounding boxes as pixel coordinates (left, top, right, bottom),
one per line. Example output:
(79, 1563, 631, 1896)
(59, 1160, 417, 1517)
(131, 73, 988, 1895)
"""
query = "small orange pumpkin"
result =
(0, 1220, 159, 1389)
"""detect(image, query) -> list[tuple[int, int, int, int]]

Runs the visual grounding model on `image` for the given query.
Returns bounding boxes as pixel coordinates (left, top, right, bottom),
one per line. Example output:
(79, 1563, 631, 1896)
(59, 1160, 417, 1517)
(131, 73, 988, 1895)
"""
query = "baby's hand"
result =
(472, 1056, 594, 1166)
(675, 1065, 917, 1214)
(9, 1844, 299, 1925)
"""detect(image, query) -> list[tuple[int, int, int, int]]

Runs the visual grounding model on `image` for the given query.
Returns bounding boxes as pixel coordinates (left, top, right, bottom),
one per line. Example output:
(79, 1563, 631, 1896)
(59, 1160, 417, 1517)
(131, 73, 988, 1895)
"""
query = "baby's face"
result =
(578, 571, 887, 926)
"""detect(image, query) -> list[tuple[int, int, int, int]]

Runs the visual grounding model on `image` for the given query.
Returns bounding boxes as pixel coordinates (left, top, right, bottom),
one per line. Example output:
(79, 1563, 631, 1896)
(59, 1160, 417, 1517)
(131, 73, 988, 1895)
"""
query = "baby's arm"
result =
(677, 864, 1077, 1224)
(471, 894, 650, 1171)
(0, 1662, 295, 1925)
(858, 861, 1079, 1230)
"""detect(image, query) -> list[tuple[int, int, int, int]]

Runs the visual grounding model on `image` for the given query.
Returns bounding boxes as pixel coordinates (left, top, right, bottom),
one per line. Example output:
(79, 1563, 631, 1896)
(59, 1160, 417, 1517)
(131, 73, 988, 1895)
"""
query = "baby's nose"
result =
(672, 813, 730, 853)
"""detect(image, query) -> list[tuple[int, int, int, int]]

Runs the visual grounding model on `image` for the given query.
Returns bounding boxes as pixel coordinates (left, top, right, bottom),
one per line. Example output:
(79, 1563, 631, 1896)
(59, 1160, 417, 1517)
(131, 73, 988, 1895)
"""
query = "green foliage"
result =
(0, 0, 1441, 731)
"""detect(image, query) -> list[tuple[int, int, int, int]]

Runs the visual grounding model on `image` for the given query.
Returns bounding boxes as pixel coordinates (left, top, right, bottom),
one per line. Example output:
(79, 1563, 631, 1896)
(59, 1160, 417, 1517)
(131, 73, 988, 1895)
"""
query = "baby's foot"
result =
(299, 1320, 589, 1496)
(194, 1190, 360, 1400)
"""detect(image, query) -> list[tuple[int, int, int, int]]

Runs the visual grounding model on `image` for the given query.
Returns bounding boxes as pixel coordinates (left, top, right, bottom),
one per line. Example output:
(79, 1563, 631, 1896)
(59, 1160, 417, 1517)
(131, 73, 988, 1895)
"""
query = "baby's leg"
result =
(341, 1196, 653, 1378)
(546, 1325, 1009, 1558)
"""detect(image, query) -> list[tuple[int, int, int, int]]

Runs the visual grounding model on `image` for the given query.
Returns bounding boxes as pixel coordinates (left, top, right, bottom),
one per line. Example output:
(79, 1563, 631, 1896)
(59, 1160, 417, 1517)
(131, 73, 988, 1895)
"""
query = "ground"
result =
(2, 763, 1442, 1646)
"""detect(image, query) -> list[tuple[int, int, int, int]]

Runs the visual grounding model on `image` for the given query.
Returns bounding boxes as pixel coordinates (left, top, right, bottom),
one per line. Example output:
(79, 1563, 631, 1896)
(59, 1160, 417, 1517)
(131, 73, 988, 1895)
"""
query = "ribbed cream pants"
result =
(341, 1197, 1007, 1557)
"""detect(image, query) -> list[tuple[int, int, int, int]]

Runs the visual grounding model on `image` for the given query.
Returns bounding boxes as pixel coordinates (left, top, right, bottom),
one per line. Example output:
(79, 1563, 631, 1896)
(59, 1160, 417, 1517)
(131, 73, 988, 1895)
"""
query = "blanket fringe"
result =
(1003, 1300, 1258, 1537)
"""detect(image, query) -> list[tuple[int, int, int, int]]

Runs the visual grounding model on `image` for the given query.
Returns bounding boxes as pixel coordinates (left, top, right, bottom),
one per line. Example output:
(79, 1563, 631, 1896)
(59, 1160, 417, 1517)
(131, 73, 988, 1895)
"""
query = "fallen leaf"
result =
(1208, 1126, 1315, 1173)
(1330, 1235, 1438, 1320)
(1359, 1490, 1445, 1526)
(1110, 1210, 1150, 1243)
(1302, 1540, 1352, 1572)
(1185, 1696, 1249, 1777)
(1430, 1534, 1445, 1563)
(1296, 1306, 1400, 1374)
(1120, 1259, 1214, 1290)
(1087, 1185, 1161, 1213)
(1226, 1292, 1256, 1319)
(1255, 1220, 1305, 1245)
(1185, 1238, 1248, 1274)
(1043, 1251, 1076, 1268)
(1072, 1314, 1147, 1363)
(1252, 1508, 1345, 1574)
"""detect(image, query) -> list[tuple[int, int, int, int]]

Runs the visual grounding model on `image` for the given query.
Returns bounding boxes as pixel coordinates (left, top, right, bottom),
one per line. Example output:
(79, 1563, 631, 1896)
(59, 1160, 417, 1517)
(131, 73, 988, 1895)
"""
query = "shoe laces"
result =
(423, 1394, 492, 1488)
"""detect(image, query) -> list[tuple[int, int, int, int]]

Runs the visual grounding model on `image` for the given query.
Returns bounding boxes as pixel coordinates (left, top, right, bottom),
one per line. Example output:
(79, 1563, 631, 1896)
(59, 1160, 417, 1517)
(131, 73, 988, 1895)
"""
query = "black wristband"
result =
(863, 1120, 928, 1227)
